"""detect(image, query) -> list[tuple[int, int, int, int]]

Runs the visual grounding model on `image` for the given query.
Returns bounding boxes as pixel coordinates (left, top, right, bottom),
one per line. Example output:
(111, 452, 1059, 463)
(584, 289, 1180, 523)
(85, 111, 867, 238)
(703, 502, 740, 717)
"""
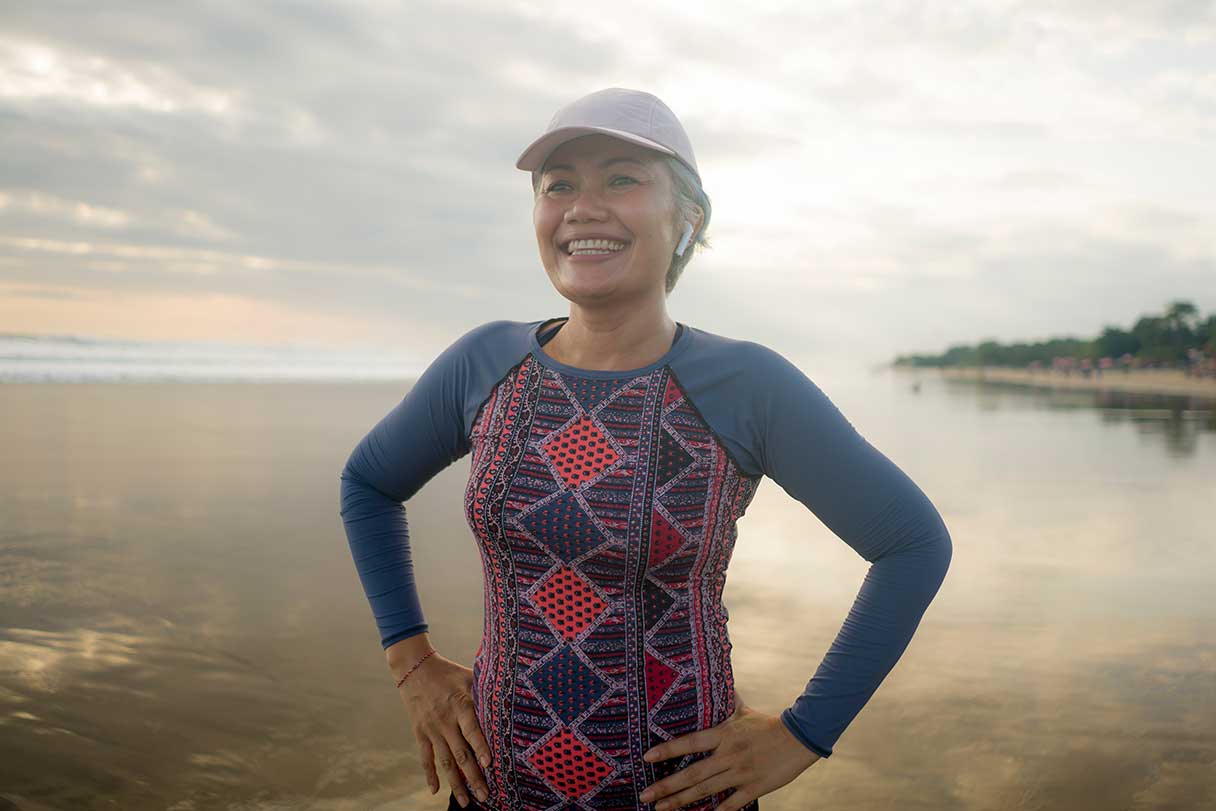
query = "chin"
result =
(559, 261, 626, 284)
(561, 282, 619, 301)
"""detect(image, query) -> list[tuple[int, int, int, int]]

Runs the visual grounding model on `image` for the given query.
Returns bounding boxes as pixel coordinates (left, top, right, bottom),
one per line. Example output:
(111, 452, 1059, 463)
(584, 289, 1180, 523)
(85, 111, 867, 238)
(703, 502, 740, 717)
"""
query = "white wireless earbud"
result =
(674, 221, 694, 256)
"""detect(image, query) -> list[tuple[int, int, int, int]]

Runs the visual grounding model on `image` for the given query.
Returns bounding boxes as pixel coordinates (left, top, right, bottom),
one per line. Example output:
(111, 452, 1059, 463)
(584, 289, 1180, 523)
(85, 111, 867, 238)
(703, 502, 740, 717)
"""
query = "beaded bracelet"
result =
(395, 648, 437, 689)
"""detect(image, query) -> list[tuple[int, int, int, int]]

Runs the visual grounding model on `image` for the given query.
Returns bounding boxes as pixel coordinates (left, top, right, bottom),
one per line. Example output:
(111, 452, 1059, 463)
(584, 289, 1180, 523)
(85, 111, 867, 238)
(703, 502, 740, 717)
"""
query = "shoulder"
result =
(682, 323, 806, 384)
(448, 319, 532, 350)
(677, 323, 833, 425)
(410, 319, 535, 392)
(440, 316, 544, 399)
(669, 325, 813, 478)
(429, 319, 537, 369)
(410, 319, 542, 441)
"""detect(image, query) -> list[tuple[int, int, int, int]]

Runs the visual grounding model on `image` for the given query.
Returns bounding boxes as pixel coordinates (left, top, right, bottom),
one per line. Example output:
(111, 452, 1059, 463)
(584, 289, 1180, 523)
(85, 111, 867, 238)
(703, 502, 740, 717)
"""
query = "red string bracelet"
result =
(395, 648, 437, 689)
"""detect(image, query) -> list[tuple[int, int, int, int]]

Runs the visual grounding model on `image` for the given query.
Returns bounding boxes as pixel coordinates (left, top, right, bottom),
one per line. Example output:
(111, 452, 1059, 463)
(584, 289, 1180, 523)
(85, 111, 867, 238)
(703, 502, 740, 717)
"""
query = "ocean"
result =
(0, 333, 425, 383)
(1, 346, 1213, 809)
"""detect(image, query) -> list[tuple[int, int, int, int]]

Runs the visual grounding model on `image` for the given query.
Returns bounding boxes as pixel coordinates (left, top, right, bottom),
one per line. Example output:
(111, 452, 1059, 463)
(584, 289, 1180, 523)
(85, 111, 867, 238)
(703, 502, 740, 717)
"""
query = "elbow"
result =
(899, 509, 953, 597)
(923, 516, 953, 596)
(338, 453, 359, 488)
(338, 439, 379, 511)
(339, 439, 365, 484)
(338, 463, 360, 519)
(338, 450, 406, 521)
(935, 526, 953, 587)
(923, 505, 952, 571)
(338, 455, 379, 519)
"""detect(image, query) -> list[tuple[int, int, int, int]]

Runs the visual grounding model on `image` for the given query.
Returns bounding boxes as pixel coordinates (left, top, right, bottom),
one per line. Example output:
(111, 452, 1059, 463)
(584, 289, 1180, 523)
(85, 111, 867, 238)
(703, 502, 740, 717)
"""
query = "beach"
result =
(926, 366, 1216, 400)
(1, 379, 1214, 809)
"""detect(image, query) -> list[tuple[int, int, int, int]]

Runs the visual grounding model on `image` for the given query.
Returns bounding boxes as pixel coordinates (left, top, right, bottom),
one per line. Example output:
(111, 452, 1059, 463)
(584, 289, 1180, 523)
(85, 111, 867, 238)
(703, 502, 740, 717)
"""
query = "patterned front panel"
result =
(464, 356, 761, 811)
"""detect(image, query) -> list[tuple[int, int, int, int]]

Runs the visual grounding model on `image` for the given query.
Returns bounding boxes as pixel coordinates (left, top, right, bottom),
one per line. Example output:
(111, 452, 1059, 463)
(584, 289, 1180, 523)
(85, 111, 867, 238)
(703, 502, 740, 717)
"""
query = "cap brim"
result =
(515, 126, 677, 172)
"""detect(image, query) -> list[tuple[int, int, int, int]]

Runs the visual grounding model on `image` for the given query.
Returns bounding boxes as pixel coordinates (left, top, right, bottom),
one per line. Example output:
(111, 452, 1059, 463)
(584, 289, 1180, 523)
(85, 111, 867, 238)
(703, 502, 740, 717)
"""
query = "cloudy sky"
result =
(3, 1, 1214, 371)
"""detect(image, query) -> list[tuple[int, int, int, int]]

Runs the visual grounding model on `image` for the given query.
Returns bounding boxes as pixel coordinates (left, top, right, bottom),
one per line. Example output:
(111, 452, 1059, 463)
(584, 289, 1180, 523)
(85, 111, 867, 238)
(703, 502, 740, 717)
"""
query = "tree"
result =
(1096, 325, 1140, 358)
(1164, 300, 1199, 336)
(1160, 300, 1200, 361)
(889, 301, 1211, 367)
(1132, 316, 1174, 362)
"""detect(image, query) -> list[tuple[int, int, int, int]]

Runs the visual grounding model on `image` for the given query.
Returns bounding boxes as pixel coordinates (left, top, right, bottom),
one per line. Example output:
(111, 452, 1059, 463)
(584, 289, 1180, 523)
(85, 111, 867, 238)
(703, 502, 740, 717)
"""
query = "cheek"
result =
(534, 206, 560, 240)
(638, 221, 671, 253)
(635, 203, 675, 244)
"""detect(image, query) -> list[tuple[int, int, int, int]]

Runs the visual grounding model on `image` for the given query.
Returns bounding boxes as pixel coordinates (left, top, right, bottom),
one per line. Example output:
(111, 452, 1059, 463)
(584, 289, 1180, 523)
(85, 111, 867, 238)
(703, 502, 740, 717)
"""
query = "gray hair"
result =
(660, 155, 712, 295)
(530, 154, 713, 295)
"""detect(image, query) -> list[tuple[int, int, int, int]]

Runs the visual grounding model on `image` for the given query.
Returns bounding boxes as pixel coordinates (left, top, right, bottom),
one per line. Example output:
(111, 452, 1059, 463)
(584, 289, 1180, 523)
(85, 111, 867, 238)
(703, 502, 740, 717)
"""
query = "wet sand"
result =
(1, 379, 1213, 809)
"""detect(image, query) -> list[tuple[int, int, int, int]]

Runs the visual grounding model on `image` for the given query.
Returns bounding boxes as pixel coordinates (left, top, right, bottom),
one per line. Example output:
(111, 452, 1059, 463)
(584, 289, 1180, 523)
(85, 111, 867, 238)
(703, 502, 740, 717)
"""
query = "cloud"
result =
(0, 1, 1213, 362)
(0, 37, 234, 115)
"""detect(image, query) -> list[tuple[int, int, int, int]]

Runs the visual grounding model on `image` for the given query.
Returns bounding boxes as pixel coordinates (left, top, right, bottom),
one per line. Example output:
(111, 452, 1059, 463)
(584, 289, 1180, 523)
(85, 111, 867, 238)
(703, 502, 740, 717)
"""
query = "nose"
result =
(564, 186, 608, 223)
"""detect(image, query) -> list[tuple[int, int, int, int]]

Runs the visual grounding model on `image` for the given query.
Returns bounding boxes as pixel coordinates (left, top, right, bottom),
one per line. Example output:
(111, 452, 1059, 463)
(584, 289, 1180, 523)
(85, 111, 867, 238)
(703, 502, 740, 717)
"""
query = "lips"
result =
(563, 244, 629, 259)
(560, 237, 631, 255)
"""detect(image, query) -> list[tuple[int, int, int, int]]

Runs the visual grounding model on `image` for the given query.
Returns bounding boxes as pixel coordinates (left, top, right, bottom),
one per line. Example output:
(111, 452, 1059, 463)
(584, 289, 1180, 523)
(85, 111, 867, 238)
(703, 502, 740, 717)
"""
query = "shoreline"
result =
(910, 366, 1216, 401)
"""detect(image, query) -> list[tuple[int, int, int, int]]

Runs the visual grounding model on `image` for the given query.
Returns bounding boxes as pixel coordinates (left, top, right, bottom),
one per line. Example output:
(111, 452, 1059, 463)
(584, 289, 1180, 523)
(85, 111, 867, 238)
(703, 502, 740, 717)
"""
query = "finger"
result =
(717, 785, 760, 811)
(432, 735, 471, 807)
(456, 705, 493, 772)
(417, 734, 440, 794)
(656, 768, 738, 811)
(455, 710, 492, 800)
(640, 754, 730, 805)
(446, 723, 489, 804)
(644, 728, 719, 763)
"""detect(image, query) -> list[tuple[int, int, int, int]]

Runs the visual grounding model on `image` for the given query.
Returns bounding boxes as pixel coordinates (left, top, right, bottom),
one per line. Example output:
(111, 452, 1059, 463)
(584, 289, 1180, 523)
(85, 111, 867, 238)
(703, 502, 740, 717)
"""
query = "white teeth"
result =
(565, 238, 627, 254)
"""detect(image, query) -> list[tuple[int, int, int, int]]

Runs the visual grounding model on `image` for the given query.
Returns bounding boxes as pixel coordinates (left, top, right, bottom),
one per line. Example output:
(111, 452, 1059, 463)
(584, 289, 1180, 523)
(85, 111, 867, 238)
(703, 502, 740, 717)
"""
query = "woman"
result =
(339, 88, 952, 811)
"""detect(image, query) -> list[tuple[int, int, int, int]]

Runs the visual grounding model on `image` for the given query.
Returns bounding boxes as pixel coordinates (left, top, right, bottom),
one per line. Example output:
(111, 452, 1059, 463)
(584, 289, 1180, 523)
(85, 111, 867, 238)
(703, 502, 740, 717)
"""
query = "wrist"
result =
(394, 647, 437, 690)
(386, 632, 435, 680)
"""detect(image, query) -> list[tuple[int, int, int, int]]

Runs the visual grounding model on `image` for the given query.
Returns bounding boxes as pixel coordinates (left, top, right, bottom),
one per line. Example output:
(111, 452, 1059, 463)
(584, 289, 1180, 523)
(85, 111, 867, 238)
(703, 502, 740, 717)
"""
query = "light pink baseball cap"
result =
(515, 87, 701, 185)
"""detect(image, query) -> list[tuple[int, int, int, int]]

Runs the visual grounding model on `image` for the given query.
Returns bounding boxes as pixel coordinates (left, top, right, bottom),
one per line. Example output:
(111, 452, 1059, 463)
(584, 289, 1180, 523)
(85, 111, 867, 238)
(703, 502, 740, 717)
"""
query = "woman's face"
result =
(533, 134, 682, 305)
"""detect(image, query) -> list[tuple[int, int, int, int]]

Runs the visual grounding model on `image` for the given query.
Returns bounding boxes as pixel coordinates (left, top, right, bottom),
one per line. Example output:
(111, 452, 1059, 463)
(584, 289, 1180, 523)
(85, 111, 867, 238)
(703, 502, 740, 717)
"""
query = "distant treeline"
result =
(894, 300, 1216, 368)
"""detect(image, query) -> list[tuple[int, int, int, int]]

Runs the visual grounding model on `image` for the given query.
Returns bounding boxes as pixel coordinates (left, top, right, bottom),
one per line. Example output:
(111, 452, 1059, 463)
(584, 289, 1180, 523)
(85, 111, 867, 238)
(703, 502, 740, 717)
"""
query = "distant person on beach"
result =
(339, 88, 953, 811)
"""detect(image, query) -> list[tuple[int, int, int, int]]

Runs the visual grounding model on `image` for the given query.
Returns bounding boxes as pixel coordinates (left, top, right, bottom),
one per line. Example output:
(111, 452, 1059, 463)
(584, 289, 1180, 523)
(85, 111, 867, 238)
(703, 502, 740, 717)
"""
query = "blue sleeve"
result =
(750, 347, 953, 759)
(338, 328, 477, 650)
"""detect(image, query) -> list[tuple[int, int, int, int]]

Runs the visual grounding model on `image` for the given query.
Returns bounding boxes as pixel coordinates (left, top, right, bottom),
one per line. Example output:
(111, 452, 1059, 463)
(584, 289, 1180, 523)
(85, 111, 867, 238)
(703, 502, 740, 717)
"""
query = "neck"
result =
(544, 300, 677, 372)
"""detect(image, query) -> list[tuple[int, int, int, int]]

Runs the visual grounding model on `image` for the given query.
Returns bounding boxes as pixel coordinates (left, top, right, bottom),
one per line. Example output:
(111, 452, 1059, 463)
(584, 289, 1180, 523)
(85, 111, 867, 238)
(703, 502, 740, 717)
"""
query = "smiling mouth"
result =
(562, 240, 630, 256)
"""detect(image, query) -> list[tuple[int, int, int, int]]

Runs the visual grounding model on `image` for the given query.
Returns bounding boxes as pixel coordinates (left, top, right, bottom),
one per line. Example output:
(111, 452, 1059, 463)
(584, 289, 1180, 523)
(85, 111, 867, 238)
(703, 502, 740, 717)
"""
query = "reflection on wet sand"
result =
(0, 379, 1212, 808)
(0, 621, 433, 809)
(940, 377, 1216, 457)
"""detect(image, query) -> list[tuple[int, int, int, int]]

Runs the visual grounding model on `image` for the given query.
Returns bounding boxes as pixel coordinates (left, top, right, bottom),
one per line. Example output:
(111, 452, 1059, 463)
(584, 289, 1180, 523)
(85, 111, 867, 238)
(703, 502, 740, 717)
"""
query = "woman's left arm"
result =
(640, 347, 952, 810)
(748, 352, 953, 761)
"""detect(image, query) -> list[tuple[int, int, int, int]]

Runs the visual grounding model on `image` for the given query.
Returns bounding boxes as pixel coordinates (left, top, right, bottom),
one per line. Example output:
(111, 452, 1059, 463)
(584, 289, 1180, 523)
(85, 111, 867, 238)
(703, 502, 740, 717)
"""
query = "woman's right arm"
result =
(337, 325, 493, 806)
(338, 333, 474, 648)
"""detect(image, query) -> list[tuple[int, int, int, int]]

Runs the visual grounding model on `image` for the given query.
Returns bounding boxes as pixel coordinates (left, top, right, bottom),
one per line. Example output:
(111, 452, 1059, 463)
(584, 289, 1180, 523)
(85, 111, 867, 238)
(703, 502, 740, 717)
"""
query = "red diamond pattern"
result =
(531, 567, 609, 642)
(542, 414, 620, 489)
(528, 727, 614, 800)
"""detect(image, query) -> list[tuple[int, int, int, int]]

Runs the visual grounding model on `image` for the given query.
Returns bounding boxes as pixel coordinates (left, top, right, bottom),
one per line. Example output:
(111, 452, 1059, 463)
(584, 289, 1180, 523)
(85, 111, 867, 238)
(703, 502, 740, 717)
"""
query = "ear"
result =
(674, 204, 705, 236)
(690, 204, 705, 238)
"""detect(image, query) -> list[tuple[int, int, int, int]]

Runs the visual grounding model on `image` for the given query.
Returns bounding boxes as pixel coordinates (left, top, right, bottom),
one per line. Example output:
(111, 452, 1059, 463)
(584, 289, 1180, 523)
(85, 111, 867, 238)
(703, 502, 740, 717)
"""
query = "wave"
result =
(0, 334, 425, 383)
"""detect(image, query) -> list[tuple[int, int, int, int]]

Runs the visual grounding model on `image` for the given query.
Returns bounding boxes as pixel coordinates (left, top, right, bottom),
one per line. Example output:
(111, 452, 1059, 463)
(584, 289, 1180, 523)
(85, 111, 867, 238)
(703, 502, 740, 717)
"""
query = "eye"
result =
(543, 176, 636, 194)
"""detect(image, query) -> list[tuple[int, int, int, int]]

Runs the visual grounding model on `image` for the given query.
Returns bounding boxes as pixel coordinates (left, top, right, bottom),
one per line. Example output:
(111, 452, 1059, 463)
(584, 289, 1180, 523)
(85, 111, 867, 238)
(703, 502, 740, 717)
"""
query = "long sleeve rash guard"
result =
(339, 317, 952, 807)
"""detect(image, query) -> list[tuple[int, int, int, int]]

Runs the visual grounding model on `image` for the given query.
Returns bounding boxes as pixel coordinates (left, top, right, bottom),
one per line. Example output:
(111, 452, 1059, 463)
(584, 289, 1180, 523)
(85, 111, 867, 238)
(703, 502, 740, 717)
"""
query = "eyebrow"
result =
(542, 157, 647, 173)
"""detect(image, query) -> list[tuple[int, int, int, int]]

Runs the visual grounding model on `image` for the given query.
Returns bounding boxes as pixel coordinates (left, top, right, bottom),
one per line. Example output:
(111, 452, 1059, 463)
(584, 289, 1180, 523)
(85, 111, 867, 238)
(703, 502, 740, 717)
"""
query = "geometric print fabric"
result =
(529, 644, 610, 726)
(518, 490, 608, 563)
(541, 413, 620, 490)
(529, 566, 609, 643)
(462, 356, 762, 811)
